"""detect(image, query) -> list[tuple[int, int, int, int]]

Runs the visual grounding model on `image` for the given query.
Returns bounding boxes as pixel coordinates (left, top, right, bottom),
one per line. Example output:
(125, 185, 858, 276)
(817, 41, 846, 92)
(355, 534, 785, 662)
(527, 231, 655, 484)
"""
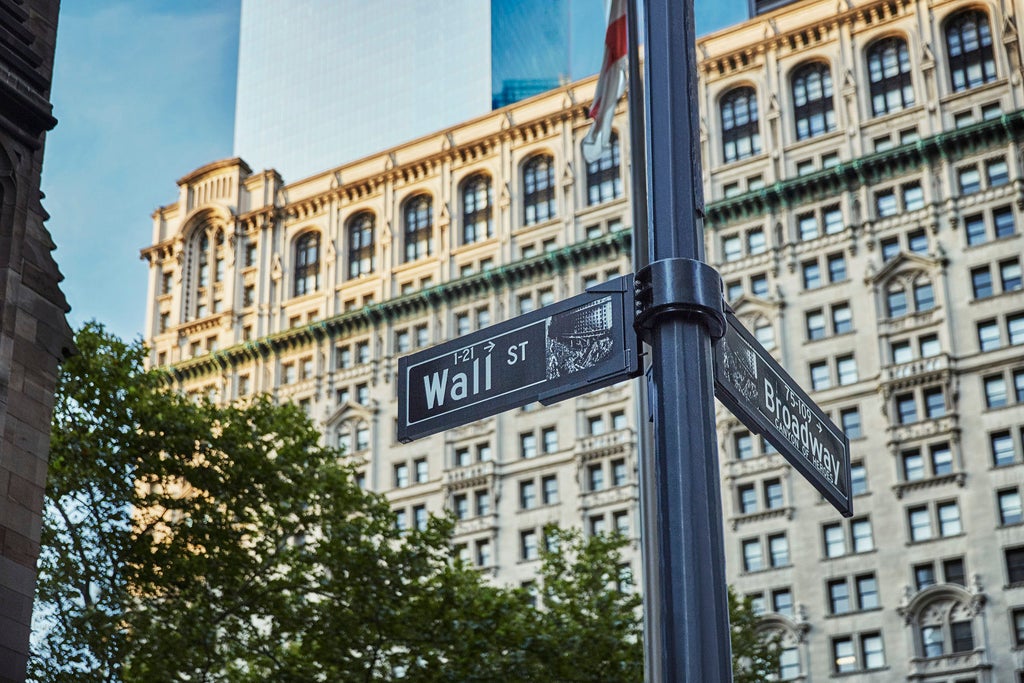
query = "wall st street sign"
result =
(714, 309, 853, 516)
(397, 275, 640, 443)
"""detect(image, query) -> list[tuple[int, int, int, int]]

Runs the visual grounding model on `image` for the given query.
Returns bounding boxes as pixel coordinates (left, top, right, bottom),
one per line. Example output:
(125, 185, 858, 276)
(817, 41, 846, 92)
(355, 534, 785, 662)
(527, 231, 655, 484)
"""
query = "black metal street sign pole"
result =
(636, 0, 733, 680)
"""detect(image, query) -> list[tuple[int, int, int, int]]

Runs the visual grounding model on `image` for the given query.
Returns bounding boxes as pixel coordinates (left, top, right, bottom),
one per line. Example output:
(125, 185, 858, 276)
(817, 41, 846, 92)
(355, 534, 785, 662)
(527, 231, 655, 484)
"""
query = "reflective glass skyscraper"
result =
(233, 0, 604, 182)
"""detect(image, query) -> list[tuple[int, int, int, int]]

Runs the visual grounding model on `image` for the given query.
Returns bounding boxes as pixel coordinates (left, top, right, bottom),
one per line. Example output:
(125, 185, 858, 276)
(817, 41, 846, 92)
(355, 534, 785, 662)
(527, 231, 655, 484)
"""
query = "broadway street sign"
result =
(397, 275, 640, 442)
(714, 309, 853, 516)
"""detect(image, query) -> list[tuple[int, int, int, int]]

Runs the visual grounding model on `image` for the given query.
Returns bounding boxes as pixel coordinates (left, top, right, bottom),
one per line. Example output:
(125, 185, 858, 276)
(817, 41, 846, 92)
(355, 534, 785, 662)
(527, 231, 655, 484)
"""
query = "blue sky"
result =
(42, 1, 748, 342)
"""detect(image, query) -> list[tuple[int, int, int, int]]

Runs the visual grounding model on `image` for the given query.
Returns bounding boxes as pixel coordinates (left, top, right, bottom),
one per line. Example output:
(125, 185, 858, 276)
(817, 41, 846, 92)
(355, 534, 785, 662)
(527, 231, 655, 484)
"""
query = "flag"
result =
(582, 0, 628, 164)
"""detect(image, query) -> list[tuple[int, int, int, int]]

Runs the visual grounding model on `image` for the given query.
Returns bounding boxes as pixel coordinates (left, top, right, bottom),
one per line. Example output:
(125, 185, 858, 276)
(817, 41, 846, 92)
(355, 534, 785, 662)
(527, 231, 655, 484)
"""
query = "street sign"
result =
(714, 309, 853, 517)
(397, 275, 640, 443)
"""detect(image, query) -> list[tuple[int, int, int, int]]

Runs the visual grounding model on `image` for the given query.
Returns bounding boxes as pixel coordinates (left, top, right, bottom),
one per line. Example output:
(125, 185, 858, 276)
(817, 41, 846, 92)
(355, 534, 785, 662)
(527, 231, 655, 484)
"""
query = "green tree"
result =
(31, 323, 646, 682)
(729, 586, 781, 683)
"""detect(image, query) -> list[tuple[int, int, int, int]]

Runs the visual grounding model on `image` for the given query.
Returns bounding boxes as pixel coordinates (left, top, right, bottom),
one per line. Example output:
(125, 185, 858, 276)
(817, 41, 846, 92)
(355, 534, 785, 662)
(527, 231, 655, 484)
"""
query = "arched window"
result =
(461, 174, 493, 244)
(868, 37, 914, 116)
(347, 212, 375, 279)
(197, 233, 210, 288)
(403, 194, 433, 262)
(721, 87, 761, 163)
(946, 10, 996, 92)
(899, 586, 986, 666)
(523, 154, 556, 225)
(294, 232, 320, 296)
(885, 273, 935, 319)
(792, 62, 835, 140)
(586, 132, 622, 206)
(213, 230, 225, 283)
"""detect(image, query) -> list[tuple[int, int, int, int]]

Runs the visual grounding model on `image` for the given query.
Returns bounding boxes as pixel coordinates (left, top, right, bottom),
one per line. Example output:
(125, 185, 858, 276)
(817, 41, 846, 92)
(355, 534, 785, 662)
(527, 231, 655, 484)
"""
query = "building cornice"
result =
(706, 110, 1024, 227)
(164, 230, 631, 382)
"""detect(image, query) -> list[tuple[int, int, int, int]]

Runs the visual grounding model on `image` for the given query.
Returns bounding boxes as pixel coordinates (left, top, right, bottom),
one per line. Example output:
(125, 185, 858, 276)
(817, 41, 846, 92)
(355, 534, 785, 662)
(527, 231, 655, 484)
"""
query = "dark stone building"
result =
(0, 1, 71, 680)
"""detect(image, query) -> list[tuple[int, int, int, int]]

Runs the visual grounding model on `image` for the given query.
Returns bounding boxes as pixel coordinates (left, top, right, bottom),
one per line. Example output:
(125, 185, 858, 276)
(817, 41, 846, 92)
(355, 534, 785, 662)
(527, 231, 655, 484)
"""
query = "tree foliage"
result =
(729, 586, 781, 682)
(31, 323, 644, 682)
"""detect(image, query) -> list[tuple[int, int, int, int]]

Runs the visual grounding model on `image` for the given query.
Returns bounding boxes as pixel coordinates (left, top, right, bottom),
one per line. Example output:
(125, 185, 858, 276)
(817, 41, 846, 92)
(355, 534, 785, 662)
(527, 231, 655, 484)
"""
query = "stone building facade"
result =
(144, 0, 1024, 679)
(0, 1, 72, 681)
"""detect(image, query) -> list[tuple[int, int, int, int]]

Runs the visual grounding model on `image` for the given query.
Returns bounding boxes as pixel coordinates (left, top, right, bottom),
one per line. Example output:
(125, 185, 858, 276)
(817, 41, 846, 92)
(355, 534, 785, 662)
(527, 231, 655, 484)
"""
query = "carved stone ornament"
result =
(271, 252, 282, 281)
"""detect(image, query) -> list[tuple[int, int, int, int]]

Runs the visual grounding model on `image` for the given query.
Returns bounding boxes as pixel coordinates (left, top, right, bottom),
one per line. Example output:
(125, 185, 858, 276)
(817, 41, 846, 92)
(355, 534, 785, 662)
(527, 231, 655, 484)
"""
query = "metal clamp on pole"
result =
(634, 257, 726, 344)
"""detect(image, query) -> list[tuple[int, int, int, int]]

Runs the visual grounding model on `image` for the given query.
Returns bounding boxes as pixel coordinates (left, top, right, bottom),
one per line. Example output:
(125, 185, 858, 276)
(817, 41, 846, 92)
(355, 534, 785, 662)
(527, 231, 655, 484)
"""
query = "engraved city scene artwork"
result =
(546, 296, 615, 379)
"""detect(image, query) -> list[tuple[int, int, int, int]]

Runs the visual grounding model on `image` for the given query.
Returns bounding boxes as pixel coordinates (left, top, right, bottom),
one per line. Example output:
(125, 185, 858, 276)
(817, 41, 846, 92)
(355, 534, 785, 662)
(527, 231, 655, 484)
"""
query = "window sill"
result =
(906, 532, 965, 547)
(830, 665, 889, 679)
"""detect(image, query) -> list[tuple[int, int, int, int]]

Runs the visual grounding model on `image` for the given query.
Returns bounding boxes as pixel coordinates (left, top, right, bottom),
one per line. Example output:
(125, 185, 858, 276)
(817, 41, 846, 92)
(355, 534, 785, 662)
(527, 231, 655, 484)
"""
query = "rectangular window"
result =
(966, 213, 987, 245)
(903, 183, 925, 211)
(915, 563, 936, 590)
(978, 319, 1001, 351)
(394, 463, 409, 488)
(959, 166, 981, 194)
(888, 289, 908, 318)
(1016, 369, 1024, 402)
(1008, 546, 1024, 584)
(588, 463, 605, 492)
(475, 489, 491, 516)
(881, 237, 900, 261)
(810, 361, 831, 391)
(943, 557, 966, 586)
(985, 375, 1008, 407)
(588, 415, 606, 436)
(914, 282, 935, 311)
(896, 393, 918, 424)
(750, 274, 769, 297)
(828, 253, 847, 283)
(851, 463, 867, 495)
(908, 229, 928, 253)
(769, 533, 789, 567)
(613, 510, 630, 535)
(735, 432, 754, 460)
(999, 489, 1023, 525)
(856, 574, 879, 610)
(743, 538, 763, 572)
(1002, 260, 1023, 292)
(806, 310, 825, 340)
(828, 579, 850, 614)
(803, 261, 821, 289)
(723, 235, 742, 261)
(988, 158, 1010, 186)
(891, 340, 913, 365)
(833, 636, 856, 673)
(542, 475, 558, 505)
(798, 213, 819, 241)
(824, 206, 844, 234)
(930, 443, 953, 476)
(747, 229, 767, 254)
(832, 304, 853, 334)
(861, 633, 885, 670)
(903, 449, 925, 481)
(1012, 607, 1024, 646)
(455, 447, 471, 467)
(519, 480, 536, 510)
(840, 408, 861, 438)
(521, 530, 538, 560)
(824, 523, 845, 558)
(876, 190, 898, 217)
(994, 206, 1017, 238)
(727, 280, 743, 301)
(764, 479, 783, 509)
(413, 505, 428, 531)
(611, 410, 628, 431)
(908, 505, 932, 541)
(852, 518, 874, 552)
(521, 433, 537, 459)
(920, 334, 941, 358)
(414, 458, 428, 484)
(453, 493, 468, 520)
(950, 621, 974, 653)
(590, 515, 606, 536)
(972, 266, 994, 298)
(924, 387, 946, 418)
(772, 588, 793, 616)
(612, 458, 628, 486)
(1010, 313, 1024, 345)
(542, 427, 558, 454)
(837, 355, 858, 385)
(992, 431, 1016, 466)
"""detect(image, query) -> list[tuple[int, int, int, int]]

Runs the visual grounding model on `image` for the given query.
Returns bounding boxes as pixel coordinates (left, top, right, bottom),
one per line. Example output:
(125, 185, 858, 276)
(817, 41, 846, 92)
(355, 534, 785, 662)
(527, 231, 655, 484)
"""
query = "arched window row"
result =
(716, 10, 1000, 160)
(523, 153, 556, 226)
(187, 225, 226, 322)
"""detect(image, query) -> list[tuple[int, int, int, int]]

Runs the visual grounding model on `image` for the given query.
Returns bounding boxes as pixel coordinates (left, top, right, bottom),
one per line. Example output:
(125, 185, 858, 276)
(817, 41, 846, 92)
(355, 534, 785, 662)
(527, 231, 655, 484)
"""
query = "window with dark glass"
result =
(972, 266, 994, 298)
(792, 62, 835, 140)
(721, 87, 761, 163)
(523, 154, 555, 225)
(347, 212, 375, 279)
(868, 37, 914, 115)
(946, 10, 997, 92)
(294, 232, 320, 296)
(586, 132, 622, 205)
(1009, 546, 1024, 584)
(403, 194, 432, 262)
(461, 174, 493, 244)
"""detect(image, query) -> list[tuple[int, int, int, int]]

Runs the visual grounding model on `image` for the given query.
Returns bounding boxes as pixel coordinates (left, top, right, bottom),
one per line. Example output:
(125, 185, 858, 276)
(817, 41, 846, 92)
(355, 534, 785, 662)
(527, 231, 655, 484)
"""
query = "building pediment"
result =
(866, 251, 941, 285)
(324, 401, 375, 428)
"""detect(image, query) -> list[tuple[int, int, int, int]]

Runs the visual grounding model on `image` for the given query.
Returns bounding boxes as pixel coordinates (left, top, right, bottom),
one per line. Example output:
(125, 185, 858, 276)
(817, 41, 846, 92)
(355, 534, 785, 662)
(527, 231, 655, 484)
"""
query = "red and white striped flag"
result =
(582, 0, 628, 164)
